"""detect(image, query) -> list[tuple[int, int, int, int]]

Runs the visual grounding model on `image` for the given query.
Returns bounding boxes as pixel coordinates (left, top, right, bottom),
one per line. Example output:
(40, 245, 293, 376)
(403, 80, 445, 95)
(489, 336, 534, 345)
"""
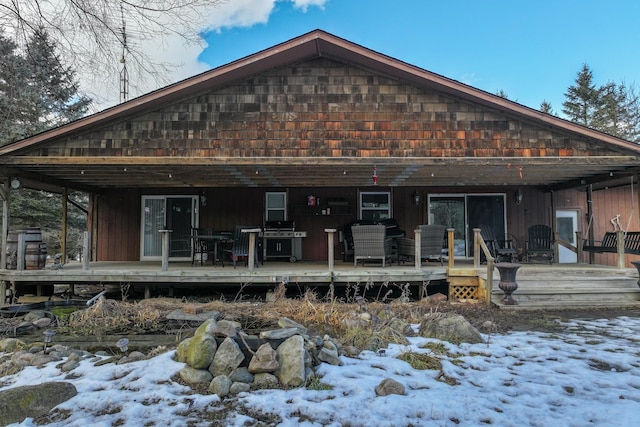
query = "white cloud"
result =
(83, 0, 328, 109)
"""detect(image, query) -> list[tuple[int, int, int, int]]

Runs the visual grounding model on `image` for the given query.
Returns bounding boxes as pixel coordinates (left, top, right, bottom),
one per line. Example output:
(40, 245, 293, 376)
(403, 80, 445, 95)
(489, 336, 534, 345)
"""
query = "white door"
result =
(556, 209, 579, 263)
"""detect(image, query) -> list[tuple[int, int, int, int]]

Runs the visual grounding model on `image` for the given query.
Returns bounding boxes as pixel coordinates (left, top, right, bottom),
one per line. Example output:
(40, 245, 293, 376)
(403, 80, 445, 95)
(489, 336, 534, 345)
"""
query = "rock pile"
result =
(174, 316, 342, 396)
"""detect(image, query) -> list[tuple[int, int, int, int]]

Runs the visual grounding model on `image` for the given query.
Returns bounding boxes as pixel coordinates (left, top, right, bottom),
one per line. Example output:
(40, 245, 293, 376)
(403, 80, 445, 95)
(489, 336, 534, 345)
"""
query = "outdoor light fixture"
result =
(116, 338, 129, 355)
(515, 189, 523, 205)
(413, 191, 421, 206)
(200, 193, 207, 206)
(43, 329, 56, 354)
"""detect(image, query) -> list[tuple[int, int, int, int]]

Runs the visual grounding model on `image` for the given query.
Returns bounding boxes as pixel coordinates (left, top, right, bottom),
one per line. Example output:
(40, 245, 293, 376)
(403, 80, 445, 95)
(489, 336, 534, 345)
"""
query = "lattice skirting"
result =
(450, 284, 479, 301)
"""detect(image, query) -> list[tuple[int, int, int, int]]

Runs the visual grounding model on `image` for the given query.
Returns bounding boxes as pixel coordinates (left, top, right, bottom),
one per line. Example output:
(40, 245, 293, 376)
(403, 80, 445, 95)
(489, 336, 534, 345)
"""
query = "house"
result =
(2, 29, 640, 277)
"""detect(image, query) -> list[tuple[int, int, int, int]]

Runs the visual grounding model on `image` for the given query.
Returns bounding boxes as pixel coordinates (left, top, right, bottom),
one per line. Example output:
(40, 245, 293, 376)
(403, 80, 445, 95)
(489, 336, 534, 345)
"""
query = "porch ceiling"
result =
(3, 155, 639, 192)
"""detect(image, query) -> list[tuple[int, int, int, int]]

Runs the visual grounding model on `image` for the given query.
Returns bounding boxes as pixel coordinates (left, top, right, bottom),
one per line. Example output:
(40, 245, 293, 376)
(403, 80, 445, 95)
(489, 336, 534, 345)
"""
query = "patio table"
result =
(191, 232, 233, 266)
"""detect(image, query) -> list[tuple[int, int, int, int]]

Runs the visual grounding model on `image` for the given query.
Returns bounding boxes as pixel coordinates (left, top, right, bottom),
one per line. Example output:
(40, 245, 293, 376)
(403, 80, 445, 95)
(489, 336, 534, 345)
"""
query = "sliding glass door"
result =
(428, 194, 506, 258)
(141, 196, 197, 261)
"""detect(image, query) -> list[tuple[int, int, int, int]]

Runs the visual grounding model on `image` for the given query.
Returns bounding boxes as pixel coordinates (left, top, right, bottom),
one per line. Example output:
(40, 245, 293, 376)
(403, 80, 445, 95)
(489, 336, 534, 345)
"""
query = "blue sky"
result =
(193, 0, 640, 118)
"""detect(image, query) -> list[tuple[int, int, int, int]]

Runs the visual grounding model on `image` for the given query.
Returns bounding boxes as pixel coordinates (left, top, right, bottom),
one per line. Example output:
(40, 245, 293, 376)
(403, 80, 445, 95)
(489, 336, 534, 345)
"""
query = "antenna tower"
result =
(119, 3, 129, 103)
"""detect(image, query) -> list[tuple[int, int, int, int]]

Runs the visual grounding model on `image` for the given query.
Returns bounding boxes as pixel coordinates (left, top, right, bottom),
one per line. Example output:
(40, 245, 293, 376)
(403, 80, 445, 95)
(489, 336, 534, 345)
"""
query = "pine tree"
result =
(540, 100, 554, 115)
(562, 64, 600, 127)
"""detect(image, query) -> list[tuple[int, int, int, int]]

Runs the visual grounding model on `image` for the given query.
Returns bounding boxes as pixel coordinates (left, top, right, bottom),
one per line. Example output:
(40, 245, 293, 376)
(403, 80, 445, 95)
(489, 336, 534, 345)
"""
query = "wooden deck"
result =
(2, 260, 640, 309)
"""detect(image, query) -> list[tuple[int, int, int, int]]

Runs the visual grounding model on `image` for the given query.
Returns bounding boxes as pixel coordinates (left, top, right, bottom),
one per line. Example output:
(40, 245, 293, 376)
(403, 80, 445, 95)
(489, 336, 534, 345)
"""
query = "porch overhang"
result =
(2, 155, 640, 193)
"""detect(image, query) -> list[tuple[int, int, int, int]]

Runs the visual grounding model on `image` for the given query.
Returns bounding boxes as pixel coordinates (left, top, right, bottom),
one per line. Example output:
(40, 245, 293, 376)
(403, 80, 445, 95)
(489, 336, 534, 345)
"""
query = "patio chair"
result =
(191, 227, 216, 265)
(479, 224, 516, 263)
(351, 224, 393, 267)
(224, 225, 260, 269)
(526, 224, 554, 264)
(396, 224, 447, 265)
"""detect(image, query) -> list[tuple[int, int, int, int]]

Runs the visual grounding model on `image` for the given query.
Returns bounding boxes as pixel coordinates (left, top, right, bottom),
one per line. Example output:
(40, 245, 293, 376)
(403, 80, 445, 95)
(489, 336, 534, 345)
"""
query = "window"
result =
(265, 192, 287, 221)
(359, 192, 391, 221)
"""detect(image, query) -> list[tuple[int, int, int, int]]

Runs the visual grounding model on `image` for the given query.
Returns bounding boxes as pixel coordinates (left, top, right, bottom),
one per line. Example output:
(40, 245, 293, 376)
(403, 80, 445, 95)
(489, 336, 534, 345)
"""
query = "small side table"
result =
(495, 262, 522, 305)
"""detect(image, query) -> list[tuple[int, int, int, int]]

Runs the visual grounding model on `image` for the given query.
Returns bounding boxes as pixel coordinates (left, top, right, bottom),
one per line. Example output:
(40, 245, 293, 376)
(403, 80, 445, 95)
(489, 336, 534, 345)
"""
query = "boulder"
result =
(185, 321, 219, 369)
(248, 343, 279, 374)
(375, 378, 405, 396)
(253, 373, 279, 389)
(209, 337, 245, 376)
(277, 317, 308, 335)
(0, 382, 77, 425)
(208, 375, 232, 397)
(179, 366, 213, 385)
(419, 313, 484, 344)
(275, 335, 307, 387)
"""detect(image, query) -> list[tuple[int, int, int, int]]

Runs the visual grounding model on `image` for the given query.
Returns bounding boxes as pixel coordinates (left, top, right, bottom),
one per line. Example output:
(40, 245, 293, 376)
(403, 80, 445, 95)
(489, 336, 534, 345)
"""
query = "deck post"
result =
(473, 228, 481, 268)
(447, 228, 455, 269)
(82, 231, 90, 270)
(159, 230, 172, 271)
(325, 229, 336, 271)
(414, 228, 421, 269)
(242, 228, 261, 271)
(616, 230, 625, 269)
(16, 232, 25, 271)
(576, 230, 583, 263)
(0, 280, 5, 304)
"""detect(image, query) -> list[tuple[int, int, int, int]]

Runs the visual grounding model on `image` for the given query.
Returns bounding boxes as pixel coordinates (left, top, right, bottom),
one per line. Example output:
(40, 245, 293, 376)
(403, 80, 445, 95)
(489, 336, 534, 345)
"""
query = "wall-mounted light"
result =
(413, 191, 421, 206)
(515, 189, 523, 205)
(200, 193, 207, 206)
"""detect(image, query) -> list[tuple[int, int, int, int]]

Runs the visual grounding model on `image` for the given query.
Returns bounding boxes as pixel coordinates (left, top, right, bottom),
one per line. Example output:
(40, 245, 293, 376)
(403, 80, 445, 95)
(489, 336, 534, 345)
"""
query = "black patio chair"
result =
(479, 224, 516, 263)
(224, 225, 260, 269)
(526, 224, 554, 264)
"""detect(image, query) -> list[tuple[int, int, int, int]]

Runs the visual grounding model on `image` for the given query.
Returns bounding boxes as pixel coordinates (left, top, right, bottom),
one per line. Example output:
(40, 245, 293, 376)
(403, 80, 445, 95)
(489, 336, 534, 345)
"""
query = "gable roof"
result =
(1, 29, 640, 192)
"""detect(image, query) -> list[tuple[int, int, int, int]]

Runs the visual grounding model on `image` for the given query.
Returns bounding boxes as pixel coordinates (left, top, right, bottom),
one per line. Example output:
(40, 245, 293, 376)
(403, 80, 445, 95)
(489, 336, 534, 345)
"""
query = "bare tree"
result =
(1, 0, 224, 105)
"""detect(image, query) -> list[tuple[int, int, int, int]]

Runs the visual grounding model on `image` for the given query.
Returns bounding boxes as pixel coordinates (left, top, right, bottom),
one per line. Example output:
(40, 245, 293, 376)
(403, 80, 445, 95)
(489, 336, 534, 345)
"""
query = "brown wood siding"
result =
(97, 190, 141, 261)
(33, 58, 622, 160)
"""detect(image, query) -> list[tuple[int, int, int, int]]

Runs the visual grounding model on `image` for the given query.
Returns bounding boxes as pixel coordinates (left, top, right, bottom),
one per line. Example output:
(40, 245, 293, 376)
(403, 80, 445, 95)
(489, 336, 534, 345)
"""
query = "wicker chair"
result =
(351, 224, 393, 267)
(396, 224, 447, 265)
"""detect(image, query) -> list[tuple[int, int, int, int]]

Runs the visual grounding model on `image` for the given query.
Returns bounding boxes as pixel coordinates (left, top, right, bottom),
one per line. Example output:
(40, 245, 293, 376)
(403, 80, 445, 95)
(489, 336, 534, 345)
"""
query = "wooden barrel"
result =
(25, 242, 47, 270)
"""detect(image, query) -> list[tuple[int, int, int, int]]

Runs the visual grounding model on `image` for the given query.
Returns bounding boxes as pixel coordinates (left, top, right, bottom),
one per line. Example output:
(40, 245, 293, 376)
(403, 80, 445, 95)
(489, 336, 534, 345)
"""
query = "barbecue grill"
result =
(263, 221, 307, 262)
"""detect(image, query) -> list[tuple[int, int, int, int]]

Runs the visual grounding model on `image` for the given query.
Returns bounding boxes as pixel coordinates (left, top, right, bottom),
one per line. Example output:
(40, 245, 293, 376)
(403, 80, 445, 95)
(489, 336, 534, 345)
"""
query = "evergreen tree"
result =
(0, 29, 91, 255)
(0, 28, 91, 145)
(540, 100, 554, 115)
(562, 64, 600, 127)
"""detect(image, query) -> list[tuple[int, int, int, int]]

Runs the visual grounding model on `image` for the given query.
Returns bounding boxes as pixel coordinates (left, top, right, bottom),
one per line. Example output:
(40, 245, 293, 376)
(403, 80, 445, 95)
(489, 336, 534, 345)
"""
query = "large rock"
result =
(209, 337, 245, 376)
(185, 320, 219, 369)
(277, 317, 308, 335)
(248, 343, 279, 373)
(208, 375, 232, 397)
(275, 335, 307, 387)
(0, 382, 77, 425)
(375, 378, 405, 396)
(0, 338, 26, 352)
(419, 313, 484, 344)
(179, 366, 213, 385)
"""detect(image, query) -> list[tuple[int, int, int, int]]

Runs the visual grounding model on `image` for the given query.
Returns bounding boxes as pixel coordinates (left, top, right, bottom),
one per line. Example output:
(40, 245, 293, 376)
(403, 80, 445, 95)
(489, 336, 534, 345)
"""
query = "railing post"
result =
(82, 231, 90, 271)
(447, 228, 455, 269)
(473, 228, 481, 268)
(242, 228, 262, 271)
(17, 232, 26, 271)
(616, 229, 625, 269)
(325, 228, 336, 271)
(159, 229, 172, 271)
(486, 259, 494, 306)
(414, 228, 422, 269)
(576, 230, 583, 263)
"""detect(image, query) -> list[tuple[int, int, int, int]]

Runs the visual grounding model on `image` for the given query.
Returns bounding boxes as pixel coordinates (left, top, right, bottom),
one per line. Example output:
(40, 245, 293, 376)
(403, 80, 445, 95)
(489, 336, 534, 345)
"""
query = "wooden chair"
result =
(397, 224, 447, 265)
(526, 224, 554, 264)
(479, 224, 516, 263)
(351, 224, 392, 267)
(224, 226, 259, 269)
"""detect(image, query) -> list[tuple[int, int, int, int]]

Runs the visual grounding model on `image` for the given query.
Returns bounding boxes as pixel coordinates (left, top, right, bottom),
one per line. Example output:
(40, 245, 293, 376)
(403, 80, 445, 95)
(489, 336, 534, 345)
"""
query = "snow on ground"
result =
(2, 316, 640, 426)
